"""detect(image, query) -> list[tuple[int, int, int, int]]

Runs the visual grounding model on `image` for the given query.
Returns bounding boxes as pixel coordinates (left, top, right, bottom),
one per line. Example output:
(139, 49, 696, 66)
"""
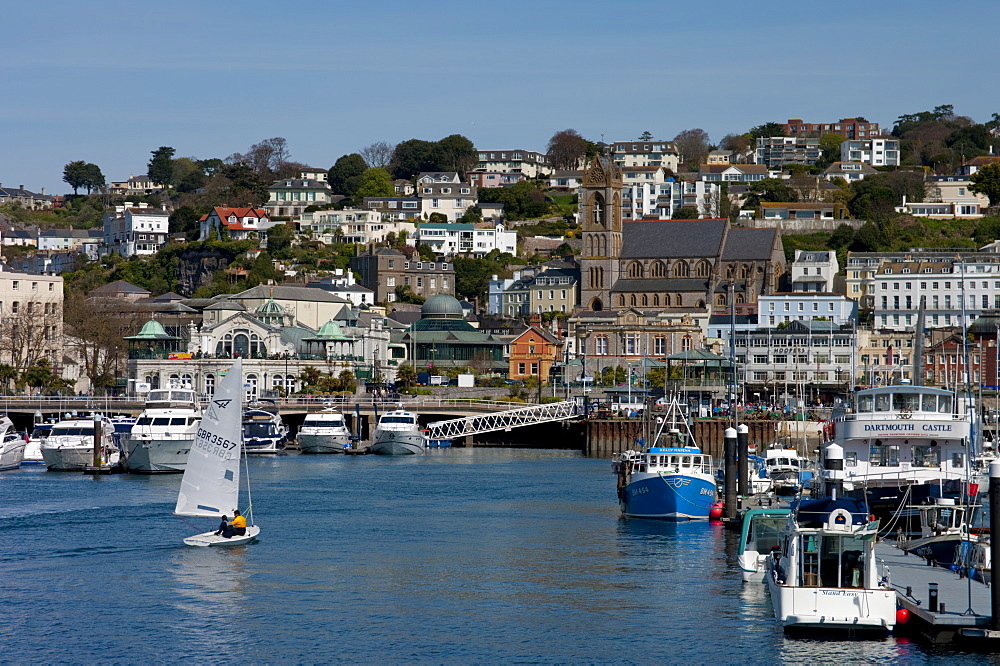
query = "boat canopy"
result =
(790, 497, 869, 528)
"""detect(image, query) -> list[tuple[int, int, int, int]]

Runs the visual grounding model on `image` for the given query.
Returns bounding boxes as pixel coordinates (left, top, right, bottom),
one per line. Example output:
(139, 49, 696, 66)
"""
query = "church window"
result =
(591, 193, 605, 227)
(627, 261, 643, 278)
(641, 294, 648, 307)
(740, 264, 751, 279)
(651, 261, 666, 278)
(630, 294, 637, 307)
(672, 261, 689, 278)
(696, 260, 711, 278)
(619, 294, 626, 307)
(675, 293, 683, 306)
(716, 294, 727, 307)
(653, 294, 660, 306)
(663, 294, 670, 307)
(736, 293, 745, 304)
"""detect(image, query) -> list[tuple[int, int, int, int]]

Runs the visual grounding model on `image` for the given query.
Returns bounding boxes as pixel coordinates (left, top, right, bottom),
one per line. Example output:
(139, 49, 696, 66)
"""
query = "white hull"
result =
(0, 440, 26, 471)
(21, 439, 44, 464)
(371, 430, 426, 455)
(244, 442, 281, 455)
(184, 524, 260, 547)
(298, 433, 350, 454)
(124, 437, 192, 474)
(739, 550, 767, 582)
(41, 446, 119, 471)
(765, 574, 896, 632)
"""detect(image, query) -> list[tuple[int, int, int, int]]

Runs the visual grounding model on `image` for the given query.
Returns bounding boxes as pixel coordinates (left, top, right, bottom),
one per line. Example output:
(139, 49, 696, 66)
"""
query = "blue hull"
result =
(621, 474, 716, 521)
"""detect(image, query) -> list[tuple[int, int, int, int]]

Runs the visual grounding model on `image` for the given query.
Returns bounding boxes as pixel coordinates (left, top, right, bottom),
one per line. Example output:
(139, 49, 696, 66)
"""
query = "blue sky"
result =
(4, 0, 999, 193)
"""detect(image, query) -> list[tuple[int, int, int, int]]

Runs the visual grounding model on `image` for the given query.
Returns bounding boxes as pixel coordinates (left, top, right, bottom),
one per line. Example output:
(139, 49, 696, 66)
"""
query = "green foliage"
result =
(389, 134, 477, 180)
(638, 131, 653, 141)
(148, 146, 176, 187)
(672, 206, 700, 220)
(744, 178, 798, 208)
(169, 206, 202, 240)
(354, 167, 395, 200)
(970, 163, 1000, 206)
(62, 161, 88, 194)
(434, 134, 477, 175)
(265, 222, 294, 258)
(427, 212, 448, 224)
(395, 364, 416, 389)
(21, 359, 71, 394)
(328, 153, 368, 197)
(458, 204, 482, 223)
(477, 181, 551, 220)
(394, 285, 426, 304)
(417, 243, 437, 261)
(452, 250, 517, 301)
(747, 122, 786, 140)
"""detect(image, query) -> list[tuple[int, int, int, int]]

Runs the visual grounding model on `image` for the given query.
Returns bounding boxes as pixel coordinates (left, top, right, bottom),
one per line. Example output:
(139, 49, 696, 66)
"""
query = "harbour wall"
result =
(584, 419, 821, 458)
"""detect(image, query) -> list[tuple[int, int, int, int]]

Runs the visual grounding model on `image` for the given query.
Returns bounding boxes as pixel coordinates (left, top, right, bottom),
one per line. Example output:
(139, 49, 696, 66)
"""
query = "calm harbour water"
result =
(0, 449, 995, 663)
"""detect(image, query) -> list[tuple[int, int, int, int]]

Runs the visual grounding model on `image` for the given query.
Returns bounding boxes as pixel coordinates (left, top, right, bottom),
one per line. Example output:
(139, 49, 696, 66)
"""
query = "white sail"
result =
(174, 359, 243, 518)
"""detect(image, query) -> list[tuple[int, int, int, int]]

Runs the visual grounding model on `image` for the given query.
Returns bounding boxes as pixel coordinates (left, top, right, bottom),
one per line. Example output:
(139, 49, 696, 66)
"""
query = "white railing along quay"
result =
(425, 400, 580, 440)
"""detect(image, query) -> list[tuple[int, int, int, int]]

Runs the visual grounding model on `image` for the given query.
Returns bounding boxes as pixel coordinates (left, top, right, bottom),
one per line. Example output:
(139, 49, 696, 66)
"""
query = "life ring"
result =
(822, 421, 835, 441)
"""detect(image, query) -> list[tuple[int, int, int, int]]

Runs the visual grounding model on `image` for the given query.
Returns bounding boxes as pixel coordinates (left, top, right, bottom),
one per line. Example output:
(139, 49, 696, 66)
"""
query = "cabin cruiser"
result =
(765, 443, 897, 634)
(612, 396, 716, 520)
(370, 410, 426, 455)
(738, 507, 790, 581)
(763, 446, 812, 496)
(297, 408, 351, 453)
(40, 415, 120, 471)
(900, 498, 985, 568)
(21, 421, 54, 465)
(122, 386, 201, 473)
(0, 417, 27, 471)
(243, 403, 287, 454)
(830, 383, 971, 528)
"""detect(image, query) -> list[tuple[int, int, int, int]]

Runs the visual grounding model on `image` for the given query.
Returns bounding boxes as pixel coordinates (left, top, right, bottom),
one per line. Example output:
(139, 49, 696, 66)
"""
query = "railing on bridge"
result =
(425, 400, 580, 440)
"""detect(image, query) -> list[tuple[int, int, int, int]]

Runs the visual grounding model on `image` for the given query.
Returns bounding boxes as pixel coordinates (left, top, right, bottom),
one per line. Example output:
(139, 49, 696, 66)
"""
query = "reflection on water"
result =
(0, 449, 996, 662)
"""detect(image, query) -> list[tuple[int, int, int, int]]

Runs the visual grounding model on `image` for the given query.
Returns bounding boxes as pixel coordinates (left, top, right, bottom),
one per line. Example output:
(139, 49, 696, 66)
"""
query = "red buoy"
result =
(896, 608, 910, 625)
(709, 502, 724, 520)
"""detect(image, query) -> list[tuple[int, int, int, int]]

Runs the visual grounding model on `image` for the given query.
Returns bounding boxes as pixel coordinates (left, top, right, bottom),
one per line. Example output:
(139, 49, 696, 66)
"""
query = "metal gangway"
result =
(425, 400, 580, 441)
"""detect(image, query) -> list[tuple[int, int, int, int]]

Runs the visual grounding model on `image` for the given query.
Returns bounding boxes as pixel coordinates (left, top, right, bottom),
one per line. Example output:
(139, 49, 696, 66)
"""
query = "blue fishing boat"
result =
(612, 396, 716, 520)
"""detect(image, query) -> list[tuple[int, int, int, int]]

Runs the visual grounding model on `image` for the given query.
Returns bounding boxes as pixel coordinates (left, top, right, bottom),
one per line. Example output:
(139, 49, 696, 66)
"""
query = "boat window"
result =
(152, 418, 171, 426)
(791, 459, 800, 468)
(50, 427, 94, 436)
(751, 516, 785, 552)
(170, 418, 187, 426)
(136, 417, 153, 426)
(823, 535, 866, 588)
(895, 393, 920, 411)
(952, 452, 964, 468)
(188, 418, 199, 425)
(681, 455, 692, 467)
(871, 444, 900, 466)
(800, 534, 820, 586)
(148, 391, 169, 401)
(874, 394, 891, 411)
(920, 394, 937, 412)
(381, 416, 415, 424)
(845, 451, 857, 467)
(857, 395, 874, 412)
(171, 391, 192, 402)
(938, 395, 952, 413)
(912, 445, 941, 468)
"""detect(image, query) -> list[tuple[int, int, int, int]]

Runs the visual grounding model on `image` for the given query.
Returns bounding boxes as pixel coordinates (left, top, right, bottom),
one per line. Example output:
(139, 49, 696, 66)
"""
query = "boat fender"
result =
(895, 608, 910, 625)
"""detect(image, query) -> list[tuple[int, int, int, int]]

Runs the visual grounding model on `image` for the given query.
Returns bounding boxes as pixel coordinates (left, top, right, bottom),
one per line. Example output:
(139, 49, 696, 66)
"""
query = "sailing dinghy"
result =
(174, 359, 260, 547)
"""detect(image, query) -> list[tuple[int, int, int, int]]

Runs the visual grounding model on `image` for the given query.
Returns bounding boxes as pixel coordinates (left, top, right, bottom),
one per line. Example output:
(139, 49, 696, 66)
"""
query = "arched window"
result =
(675, 293, 683, 306)
(662, 294, 670, 307)
(641, 294, 648, 307)
(653, 294, 660, 307)
(630, 294, 637, 307)
(591, 193, 605, 227)
(619, 294, 626, 307)
(285, 375, 296, 394)
(736, 293, 745, 304)
(696, 300, 705, 308)
(592, 298, 603, 311)
(726, 264, 736, 279)
(696, 260, 711, 278)
(650, 261, 666, 278)
(205, 374, 215, 395)
(245, 374, 258, 402)
(740, 264, 751, 279)
(627, 261, 644, 279)
(716, 294, 727, 307)
(672, 261, 689, 277)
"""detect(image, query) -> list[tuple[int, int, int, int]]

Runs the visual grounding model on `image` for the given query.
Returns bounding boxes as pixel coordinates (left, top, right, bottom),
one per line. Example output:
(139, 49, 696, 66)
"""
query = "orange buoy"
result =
(896, 608, 910, 625)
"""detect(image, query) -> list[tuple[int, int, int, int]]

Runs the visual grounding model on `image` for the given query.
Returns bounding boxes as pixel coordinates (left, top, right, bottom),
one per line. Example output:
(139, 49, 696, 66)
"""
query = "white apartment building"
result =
(610, 141, 680, 172)
(758, 293, 858, 328)
(476, 150, 552, 177)
(840, 138, 900, 166)
(790, 250, 838, 292)
(297, 208, 415, 245)
(102, 203, 169, 257)
(414, 223, 517, 257)
(620, 179, 721, 219)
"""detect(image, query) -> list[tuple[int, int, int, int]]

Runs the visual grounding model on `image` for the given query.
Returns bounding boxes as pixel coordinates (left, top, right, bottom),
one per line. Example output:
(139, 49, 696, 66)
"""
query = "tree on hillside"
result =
(673, 128, 710, 170)
(818, 133, 847, 166)
(547, 129, 588, 170)
(169, 206, 201, 240)
(672, 206, 700, 220)
(971, 163, 1000, 207)
(390, 139, 438, 180)
(148, 146, 176, 187)
(231, 137, 292, 179)
(81, 163, 105, 194)
(720, 134, 752, 161)
(328, 153, 368, 197)
(748, 122, 786, 140)
(360, 141, 396, 169)
(744, 178, 799, 208)
(354, 167, 395, 200)
(63, 161, 89, 194)
(638, 131, 654, 141)
(434, 134, 478, 176)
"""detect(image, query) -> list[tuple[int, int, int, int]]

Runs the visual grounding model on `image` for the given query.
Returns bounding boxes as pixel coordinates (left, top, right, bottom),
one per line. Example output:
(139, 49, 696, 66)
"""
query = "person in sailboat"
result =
(231, 510, 247, 536)
(215, 515, 235, 539)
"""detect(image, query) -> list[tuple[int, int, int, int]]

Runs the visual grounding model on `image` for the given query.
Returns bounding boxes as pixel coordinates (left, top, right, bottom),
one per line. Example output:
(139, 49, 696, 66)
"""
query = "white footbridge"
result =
(425, 400, 580, 441)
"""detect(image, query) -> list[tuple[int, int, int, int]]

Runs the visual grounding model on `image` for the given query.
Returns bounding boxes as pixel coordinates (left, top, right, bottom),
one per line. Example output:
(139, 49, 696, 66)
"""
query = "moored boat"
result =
(370, 410, 426, 455)
(0, 417, 27, 471)
(40, 415, 120, 471)
(612, 396, 716, 520)
(122, 385, 201, 474)
(243, 403, 287, 454)
(297, 408, 351, 453)
(763, 445, 812, 496)
(738, 507, 790, 582)
(21, 421, 53, 465)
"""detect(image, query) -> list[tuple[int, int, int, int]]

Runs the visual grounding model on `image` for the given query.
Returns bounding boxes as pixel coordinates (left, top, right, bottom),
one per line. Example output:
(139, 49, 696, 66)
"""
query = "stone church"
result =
(578, 156, 785, 314)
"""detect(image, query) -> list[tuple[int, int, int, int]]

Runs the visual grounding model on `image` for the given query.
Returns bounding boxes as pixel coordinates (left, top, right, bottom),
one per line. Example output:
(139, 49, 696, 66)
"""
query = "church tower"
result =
(578, 155, 623, 310)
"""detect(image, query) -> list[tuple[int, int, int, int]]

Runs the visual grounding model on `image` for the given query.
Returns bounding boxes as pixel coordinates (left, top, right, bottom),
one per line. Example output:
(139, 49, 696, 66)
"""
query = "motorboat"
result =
(612, 396, 716, 520)
(899, 497, 985, 568)
(737, 507, 790, 582)
(370, 410, 426, 455)
(763, 445, 812, 496)
(297, 408, 351, 454)
(765, 444, 896, 634)
(22, 421, 54, 465)
(830, 383, 971, 529)
(0, 417, 27, 471)
(123, 386, 201, 474)
(243, 403, 287, 454)
(40, 415, 120, 471)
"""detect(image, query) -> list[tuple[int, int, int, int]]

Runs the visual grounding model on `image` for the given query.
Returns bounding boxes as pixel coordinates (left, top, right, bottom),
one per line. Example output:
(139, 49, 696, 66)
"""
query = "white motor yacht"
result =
(0, 417, 27, 471)
(123, 386, 202, 474)
(370, 410, 426, 455)
(297, 408, 351, 453)
(40, 415, 120, 471)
